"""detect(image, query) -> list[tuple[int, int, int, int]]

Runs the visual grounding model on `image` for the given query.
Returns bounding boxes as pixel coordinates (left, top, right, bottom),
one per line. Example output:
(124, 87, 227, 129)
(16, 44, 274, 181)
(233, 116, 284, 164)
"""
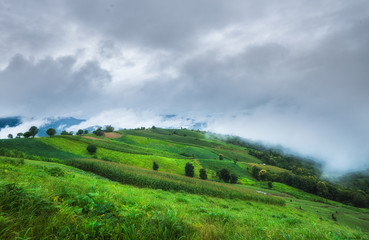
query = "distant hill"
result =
(0, 116, 22, 129)
(37, 117, 85, 136)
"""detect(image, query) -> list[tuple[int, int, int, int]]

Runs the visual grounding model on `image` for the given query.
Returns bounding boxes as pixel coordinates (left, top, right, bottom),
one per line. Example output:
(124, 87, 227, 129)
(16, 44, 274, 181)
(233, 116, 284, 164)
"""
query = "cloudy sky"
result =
(1, 0, 369, 174)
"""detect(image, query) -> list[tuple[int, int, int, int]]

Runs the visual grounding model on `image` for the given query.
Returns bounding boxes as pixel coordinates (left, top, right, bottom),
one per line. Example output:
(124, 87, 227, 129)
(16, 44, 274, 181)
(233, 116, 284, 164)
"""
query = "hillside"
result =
(0, 127, 368, 239)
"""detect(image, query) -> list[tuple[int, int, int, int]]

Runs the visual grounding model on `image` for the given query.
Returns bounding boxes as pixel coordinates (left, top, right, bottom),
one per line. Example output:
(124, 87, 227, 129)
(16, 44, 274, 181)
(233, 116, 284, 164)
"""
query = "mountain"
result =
(37, 117, 85, 136)
(0, 116, 22, 130)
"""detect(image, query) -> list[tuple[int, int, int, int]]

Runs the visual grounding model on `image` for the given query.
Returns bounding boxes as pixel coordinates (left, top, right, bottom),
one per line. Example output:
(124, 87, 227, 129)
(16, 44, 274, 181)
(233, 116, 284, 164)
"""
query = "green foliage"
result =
(218, 168, 230, 183)
(29, 126, 39, 138)
(230, 174, 238, 184)
(16, 133, 23, 138)
(268, 181, 273, 189)
(153, 161, 159, 171)
(93, 127, 104, 136)
(185, 163, 194, 177)
(77, 129, 84, 135)
(46, 167, 65, 177)
(199, 168, 207, 180)
(23, 131, 31, 138)
(104, 125, 114, 132)
(64, 158, 285, 205)
(7, 134, 13, 139)
(219, 154, 224, 160)
(46, 128, 56, 137)
(87, 145, 97, 154)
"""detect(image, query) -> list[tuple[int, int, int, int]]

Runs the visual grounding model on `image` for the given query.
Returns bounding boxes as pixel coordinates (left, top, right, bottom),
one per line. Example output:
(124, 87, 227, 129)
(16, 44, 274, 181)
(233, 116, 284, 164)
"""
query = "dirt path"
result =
(104, 132, 122, 138)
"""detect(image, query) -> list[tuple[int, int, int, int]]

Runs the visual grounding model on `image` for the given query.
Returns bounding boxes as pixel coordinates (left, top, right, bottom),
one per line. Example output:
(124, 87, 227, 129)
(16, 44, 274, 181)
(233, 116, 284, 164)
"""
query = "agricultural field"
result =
(0, 128, 368, 239)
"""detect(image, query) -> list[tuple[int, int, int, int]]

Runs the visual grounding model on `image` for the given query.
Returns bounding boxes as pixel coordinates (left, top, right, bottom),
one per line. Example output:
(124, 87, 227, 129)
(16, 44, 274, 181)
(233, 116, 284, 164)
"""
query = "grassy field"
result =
(1, 157, 368, 239)
(1, 128, 368, 239)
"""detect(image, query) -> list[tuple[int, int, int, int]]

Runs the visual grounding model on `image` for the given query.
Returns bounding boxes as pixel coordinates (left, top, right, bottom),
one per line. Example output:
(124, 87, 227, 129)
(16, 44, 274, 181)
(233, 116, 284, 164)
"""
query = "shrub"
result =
(185, 163, 194, 177)
(153, 161, 159, 171)
(93, 127, 104, 136)
(218, 168, 230, 183)
(47, 167, 65, 177)
(219, 154, 224, 160)
(230, 174, 238, 184)
(87, 145, 97, 154)
(268, 181, 273, 189)
(199, 169, 207, 180)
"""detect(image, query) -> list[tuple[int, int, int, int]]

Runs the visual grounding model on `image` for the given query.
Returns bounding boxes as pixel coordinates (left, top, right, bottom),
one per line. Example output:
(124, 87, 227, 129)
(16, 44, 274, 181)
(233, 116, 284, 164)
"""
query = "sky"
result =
(1, 0, 369, 174)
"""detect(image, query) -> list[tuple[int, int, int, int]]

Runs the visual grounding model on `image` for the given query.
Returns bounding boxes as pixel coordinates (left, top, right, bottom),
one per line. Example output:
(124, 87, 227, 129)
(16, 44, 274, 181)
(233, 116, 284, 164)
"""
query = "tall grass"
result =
(65, 158, 285, 206)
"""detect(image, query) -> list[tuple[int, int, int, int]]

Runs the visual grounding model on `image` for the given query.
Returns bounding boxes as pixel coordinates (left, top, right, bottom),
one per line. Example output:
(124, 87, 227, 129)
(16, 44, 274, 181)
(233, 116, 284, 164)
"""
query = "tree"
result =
(61, 130, 69, 135)
(219, 154, 224, 160)
(29, 126, 38, 138)
(317, 181, 329, 197)
(258, 169, 269, 181)
(230, 174, 238, 184)
(153, 161, 159, 171)
(77, 129, 84, 136)
(23, 131, 32, 138)
(87, 145, 97, 154)
(16, 133, 23, 138)
(185, 163, 194, 177)
(218, 168, 230, 183)
(268, 181, 273, 189)
(46, 128, 56, 137)
(93, 127, 104, 136)
(199, 168, 207, 180)
(7, 134, 13, 139)
(104, 125, 114, 132)
(84, 130, 88, 134)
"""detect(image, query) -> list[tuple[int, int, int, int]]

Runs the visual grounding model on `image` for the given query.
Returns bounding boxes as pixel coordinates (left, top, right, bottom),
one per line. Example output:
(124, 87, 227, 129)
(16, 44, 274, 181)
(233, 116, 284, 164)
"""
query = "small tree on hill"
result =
(77, 129, 84, 136)
(185, 163, 194, 177)
(16, 133, 23, 138)
(7, 134, 13, 139)
(29, 126, 38, 138)
(93, 127, 104, 136)
(46, 128, 56, 137)
(230, 174, 238, 184)
(219, 154, 224, 160)
(218, 168, 230, 183)
(84, 130, 88, 134)
(153, 161, 159, 171)
(23, 132, 32, 138)
(61, 130, 69, 135)
(199, 168, 207, 180)
(258, 169, 269, 181)
(104, 125, 114, 132)
(87, 145, 97, 154)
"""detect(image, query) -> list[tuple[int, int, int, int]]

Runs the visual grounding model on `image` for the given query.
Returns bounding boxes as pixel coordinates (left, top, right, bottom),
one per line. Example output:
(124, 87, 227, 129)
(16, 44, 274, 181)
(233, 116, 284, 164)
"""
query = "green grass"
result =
(0, 138, 82, 159)
(64, 158, 285, 206)
(1, 157, 367, 239)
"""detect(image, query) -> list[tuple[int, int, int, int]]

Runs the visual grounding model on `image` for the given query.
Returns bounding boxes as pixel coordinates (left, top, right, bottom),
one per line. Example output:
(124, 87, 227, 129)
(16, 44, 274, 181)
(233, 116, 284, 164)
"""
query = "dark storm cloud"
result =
(0, 54, 111, 117)
(1, 0, 369, 173)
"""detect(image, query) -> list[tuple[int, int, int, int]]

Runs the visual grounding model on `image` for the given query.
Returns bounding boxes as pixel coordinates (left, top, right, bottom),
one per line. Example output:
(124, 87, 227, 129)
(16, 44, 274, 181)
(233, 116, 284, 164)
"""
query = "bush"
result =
(104, 125, 114, 132)
(230, 174, 238, 184)
(47, 167, 65, 177)
(153, 161, 159, 171)
(185, 163, 194, 177)
(87, 145, 97, 154)
(219, 154, 224, 160)
(93, 127, 104, 136)
(199, 169, 207, 180)
(268, 181, 273, 189)
(218, 168, 230, 183)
